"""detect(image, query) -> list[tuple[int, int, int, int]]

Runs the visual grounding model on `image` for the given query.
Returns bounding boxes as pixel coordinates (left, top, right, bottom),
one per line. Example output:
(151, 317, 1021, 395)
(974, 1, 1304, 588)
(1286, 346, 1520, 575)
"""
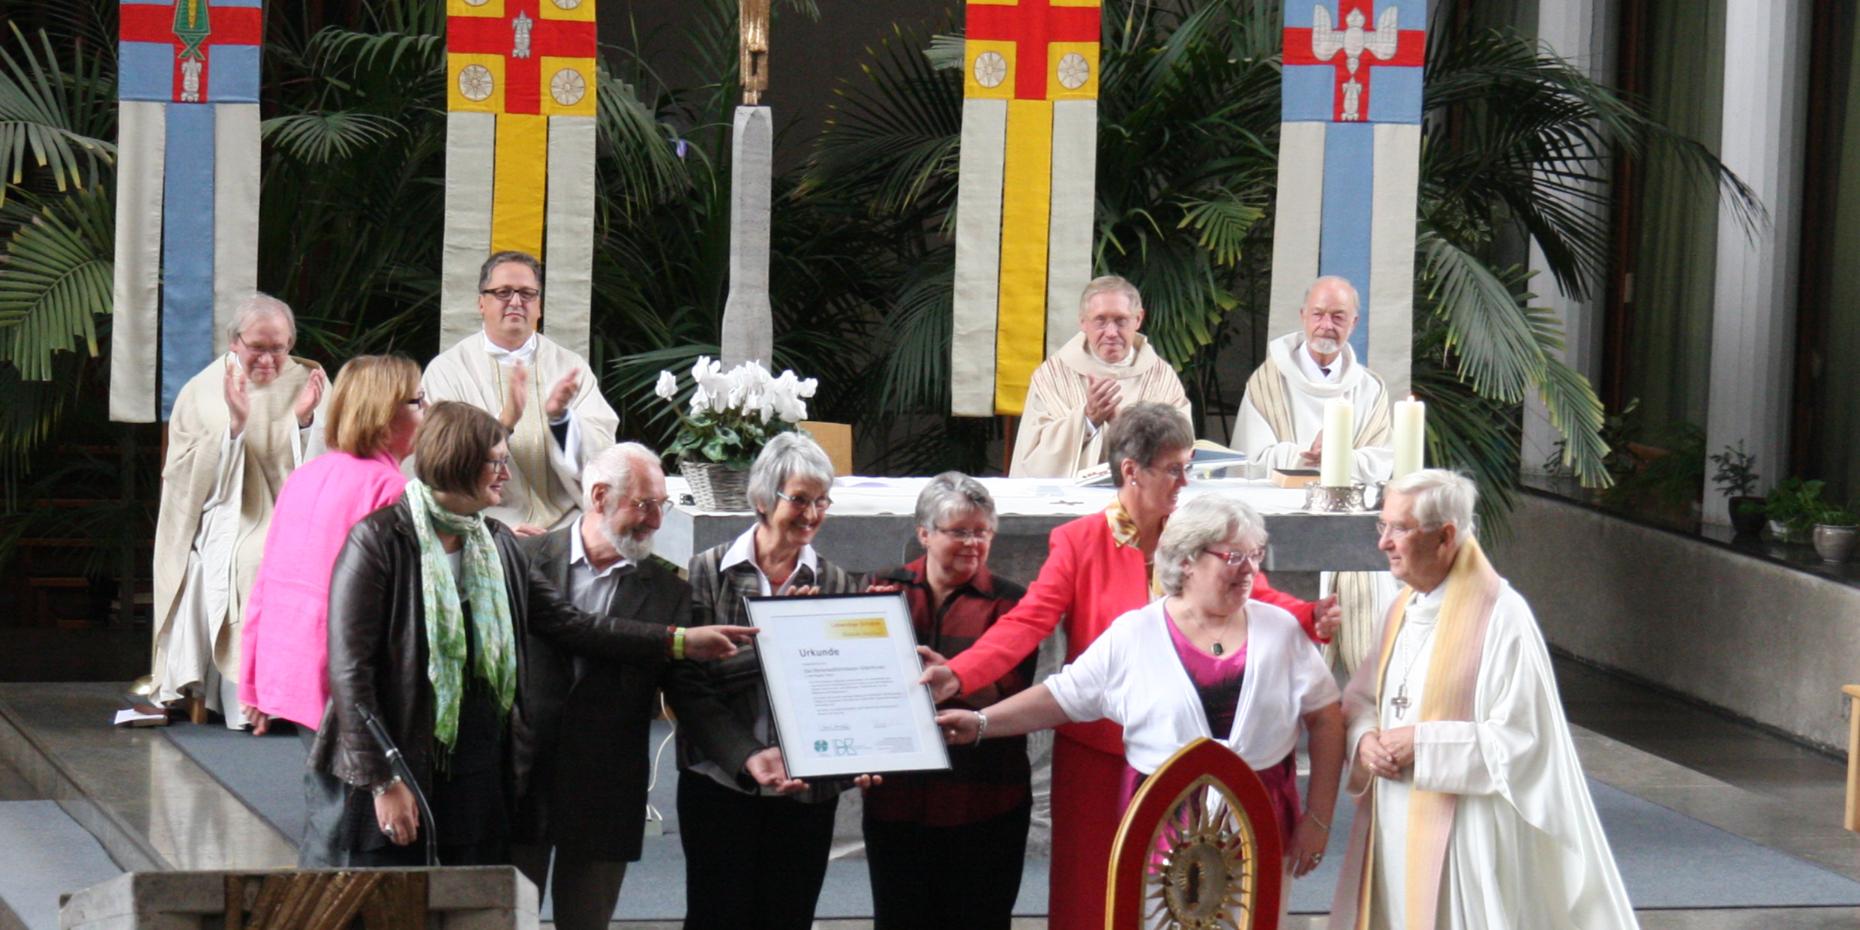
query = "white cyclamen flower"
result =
(654, 370, 679, 401)
(690, 386, 711, 415)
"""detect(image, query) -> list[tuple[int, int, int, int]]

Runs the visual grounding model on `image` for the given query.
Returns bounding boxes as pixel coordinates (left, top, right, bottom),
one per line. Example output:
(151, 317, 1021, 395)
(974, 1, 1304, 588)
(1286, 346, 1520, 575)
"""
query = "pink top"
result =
(238, 450, 407, 729)
(1119, 608, 1301, 845)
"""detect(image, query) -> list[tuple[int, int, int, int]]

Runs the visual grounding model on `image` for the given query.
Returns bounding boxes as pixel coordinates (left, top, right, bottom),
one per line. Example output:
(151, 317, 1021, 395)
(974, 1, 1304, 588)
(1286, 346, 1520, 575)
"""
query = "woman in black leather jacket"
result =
(301, 402, 752, 867)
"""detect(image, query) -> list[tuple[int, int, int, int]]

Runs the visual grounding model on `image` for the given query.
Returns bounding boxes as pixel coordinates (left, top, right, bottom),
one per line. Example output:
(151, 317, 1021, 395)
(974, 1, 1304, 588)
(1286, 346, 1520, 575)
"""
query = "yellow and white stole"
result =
(1352, 537, 1503, 930)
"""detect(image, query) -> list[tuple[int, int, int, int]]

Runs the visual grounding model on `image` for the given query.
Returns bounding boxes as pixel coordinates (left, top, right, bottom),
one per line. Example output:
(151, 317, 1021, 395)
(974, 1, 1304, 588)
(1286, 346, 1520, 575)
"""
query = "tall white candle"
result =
(1321, 398, 1354, 486)
(1393, 396, 1426, 479)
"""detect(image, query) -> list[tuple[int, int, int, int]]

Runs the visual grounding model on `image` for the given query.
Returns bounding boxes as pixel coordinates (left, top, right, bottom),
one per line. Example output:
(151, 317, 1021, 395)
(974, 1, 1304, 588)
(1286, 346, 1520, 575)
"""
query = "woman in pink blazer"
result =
(239, 355, 425, 736)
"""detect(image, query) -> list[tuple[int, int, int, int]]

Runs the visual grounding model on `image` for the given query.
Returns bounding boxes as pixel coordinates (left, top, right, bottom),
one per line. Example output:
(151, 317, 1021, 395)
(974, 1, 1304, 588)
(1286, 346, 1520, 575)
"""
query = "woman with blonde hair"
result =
(240, 354, 426, 736)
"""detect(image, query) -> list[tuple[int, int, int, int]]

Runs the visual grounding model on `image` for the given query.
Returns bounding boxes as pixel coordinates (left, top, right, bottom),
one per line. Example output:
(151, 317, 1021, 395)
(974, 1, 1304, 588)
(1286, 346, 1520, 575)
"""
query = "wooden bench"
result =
(1846, 685, 1860, 832)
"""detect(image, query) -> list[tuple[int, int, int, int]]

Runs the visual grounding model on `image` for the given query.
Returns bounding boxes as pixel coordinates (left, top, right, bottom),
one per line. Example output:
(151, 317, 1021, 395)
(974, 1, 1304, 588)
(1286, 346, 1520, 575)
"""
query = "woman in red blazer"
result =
(923, 402, 1334, 930)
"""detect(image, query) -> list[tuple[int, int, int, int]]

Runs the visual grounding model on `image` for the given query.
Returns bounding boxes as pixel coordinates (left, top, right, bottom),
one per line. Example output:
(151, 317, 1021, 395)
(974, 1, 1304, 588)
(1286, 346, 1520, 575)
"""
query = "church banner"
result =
(442, 0, 597, 358)
(951, 0, 1101, 417)
(111, 0, 263, 423)
(1270, 0, 1424, 398)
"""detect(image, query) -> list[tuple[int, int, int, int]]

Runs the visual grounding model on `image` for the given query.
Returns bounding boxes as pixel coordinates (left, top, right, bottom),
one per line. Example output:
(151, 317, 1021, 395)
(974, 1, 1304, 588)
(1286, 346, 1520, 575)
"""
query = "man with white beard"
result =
(510, 443, 697, 930)
(1232, 275, 1396, 670)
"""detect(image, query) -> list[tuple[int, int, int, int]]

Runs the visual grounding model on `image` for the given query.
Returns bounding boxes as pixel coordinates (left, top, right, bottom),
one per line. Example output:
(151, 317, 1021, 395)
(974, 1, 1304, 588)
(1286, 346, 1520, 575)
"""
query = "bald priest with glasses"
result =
(424, 251, 619, 536)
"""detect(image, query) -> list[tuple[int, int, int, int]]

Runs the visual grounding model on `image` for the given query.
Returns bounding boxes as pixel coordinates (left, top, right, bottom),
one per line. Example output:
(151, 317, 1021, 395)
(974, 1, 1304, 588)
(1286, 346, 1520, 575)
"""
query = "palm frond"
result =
(0, 23, 115, 206)
(262, 111, 401, 164)
(0, 185, 111, 380)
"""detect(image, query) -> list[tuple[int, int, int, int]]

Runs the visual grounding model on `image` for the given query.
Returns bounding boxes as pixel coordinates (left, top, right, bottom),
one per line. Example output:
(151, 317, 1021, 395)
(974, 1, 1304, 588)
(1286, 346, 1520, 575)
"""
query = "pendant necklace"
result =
(1389, 622, 1437, 720)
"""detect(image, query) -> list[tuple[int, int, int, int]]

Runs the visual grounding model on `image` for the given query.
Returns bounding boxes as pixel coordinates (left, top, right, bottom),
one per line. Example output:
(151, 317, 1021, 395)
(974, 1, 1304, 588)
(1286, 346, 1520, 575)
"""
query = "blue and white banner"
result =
(111, 0, 263, 422)
(1271, 0, 1426, 397)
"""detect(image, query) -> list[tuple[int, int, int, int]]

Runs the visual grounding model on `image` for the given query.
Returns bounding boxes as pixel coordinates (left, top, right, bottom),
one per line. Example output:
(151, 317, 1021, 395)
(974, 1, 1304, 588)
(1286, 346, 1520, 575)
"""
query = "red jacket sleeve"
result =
(947, 522, 1081, 697)
(1253, 570, 1326, 643)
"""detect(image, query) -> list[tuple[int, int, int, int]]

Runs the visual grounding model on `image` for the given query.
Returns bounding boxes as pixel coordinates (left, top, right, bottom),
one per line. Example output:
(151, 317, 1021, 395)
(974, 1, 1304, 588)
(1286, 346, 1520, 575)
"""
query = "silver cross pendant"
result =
(1391, 685, 1410, 720)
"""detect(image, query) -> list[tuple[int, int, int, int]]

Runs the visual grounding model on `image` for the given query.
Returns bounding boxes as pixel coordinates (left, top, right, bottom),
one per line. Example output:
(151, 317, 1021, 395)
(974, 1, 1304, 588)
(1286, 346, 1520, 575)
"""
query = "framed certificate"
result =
(746, 592, 953, 779)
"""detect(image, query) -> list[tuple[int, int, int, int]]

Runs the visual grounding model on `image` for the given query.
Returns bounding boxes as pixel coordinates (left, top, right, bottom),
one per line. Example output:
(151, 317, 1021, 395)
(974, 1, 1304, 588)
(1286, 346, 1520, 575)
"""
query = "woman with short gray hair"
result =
(936, 493, 1346, 913)
(667, 429, 861, 930)
(864, 472, 1031, 930)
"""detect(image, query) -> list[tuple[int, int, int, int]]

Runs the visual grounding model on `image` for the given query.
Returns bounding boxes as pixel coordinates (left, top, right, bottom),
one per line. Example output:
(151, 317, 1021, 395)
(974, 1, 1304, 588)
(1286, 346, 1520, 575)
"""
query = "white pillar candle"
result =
(1321, 398, 1354, 487)
(1393, 396, 1426, 479)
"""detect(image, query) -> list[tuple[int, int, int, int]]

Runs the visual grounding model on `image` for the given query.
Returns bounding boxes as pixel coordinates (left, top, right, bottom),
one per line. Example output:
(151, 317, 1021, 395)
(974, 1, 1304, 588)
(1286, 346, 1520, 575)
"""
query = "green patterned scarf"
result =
(403, 479, 517, 756)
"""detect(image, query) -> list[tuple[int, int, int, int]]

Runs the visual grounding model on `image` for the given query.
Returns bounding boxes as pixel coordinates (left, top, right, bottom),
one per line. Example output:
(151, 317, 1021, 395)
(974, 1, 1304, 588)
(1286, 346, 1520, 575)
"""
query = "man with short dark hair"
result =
(424, 251, 618, 536)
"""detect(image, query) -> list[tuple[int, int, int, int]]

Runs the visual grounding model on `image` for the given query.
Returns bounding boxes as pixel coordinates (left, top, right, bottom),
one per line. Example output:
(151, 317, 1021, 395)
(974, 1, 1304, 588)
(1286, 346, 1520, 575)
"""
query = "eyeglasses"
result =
(1203, 547, 1264, 568)
(485, 456, 512, 474)
(1084, 314, 1139, 331)
(774, 491, 833, 513)
(1374, 520, 1434, 540)
(628, 497, 674, 515)
(934, 526, 996, 543)
(1304, 309, 1354, 325)
(1144, 462, 1191, 482)
(233, 338, 290, 358)
(481, 286, 542, 305)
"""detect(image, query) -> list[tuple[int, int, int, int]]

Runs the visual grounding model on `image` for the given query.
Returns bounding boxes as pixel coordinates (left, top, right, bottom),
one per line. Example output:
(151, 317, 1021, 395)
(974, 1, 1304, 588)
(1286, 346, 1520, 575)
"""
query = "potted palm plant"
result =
(1708, 441, 1765, 536)
(1814, 503, 1858, 563)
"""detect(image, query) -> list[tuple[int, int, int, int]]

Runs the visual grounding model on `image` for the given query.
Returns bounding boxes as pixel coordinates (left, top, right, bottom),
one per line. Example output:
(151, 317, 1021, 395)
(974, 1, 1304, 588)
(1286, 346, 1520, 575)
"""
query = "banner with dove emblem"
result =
(1271, 0, 1425, 397)
(441, 0, 598, 357)
(111, 0, 264, 422)
(950, 0, 1102, 417)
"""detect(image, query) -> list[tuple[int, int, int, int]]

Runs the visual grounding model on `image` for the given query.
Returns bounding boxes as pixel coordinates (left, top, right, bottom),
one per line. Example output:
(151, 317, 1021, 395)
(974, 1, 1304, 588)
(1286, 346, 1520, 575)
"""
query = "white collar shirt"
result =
(567, 525, 634, 615)
(1297, 341, 1343, 384)
(717, 525, 818, 596)
(482, 331, 540, 367)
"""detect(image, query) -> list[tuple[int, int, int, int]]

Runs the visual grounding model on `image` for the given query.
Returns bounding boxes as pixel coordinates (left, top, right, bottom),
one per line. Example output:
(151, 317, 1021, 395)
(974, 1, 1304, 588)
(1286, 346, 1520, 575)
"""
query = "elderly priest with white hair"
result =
(424, 251, 618, 536)
(1330, 469, 1638, 930)
(151, 293, 329, 726)
(1233, 275, 1397, 669)
(1008, 275, 1192, 478)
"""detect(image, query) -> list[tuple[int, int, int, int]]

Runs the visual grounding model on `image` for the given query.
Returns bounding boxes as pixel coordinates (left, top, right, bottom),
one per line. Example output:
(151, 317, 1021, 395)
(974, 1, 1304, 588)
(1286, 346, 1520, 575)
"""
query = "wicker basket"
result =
(680, 459, 751, 511)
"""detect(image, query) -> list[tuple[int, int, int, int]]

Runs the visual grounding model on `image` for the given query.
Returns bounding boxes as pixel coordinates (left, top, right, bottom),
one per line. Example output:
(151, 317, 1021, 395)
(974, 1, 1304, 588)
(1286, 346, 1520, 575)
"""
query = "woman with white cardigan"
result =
(937, 494, 1346, 885)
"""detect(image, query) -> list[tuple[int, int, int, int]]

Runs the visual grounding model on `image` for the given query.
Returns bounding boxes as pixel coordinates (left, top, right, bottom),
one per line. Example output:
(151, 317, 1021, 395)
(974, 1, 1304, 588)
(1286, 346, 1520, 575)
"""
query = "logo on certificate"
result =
(814, 740, 829, 754)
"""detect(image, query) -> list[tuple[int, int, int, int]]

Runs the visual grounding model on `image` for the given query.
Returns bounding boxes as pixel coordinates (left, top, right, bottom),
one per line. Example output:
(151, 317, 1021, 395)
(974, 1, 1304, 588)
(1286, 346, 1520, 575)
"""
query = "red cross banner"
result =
(110, 0, 264, 422)
(441, 0, 598, 357)
(1270, 0, 1426, 397)
(950, 0, 1102, 417)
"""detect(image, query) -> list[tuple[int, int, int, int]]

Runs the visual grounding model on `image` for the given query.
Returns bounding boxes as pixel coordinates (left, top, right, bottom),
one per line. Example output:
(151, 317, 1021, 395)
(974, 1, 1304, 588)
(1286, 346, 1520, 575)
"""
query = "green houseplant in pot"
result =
(655, 357, 818, 511)
(1763, 478, 1824, 545)
(1708, 441, 1765, 537)
(1813, 502, 1858, 563)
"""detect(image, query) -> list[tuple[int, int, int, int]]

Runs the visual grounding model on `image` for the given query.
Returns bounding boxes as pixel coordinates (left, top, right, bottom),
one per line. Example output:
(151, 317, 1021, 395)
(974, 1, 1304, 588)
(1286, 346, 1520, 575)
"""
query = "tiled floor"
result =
(3, 659, 1858, 929)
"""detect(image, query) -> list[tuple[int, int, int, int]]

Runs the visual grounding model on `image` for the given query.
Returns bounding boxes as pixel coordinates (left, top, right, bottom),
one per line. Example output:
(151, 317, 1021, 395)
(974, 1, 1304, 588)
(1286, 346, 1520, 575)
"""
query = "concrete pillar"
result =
(1522, 0, 1615, 477)
(722, 106, 775, 368)
(1704, 0, 1809, 524)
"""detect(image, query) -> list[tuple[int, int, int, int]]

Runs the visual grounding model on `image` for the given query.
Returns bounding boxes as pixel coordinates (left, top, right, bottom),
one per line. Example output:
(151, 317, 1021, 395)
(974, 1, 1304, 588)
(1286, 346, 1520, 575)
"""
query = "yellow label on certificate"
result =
(826, 618, 888, 639)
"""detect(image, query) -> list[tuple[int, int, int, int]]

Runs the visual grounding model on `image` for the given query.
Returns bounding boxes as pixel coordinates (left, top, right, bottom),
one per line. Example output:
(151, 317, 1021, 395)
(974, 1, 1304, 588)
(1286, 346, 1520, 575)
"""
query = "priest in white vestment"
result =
(423, 251, 618, 535)
(1330, 470, 1638, 930)
(151, 294, 329, 726)
(1008, 275, 1192, 478)
(1233, 275, 1397, 672)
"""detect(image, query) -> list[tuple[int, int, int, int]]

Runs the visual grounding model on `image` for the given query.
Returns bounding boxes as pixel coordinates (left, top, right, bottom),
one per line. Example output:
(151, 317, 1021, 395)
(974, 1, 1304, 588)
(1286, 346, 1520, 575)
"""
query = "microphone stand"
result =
(355, 704, 439, 867)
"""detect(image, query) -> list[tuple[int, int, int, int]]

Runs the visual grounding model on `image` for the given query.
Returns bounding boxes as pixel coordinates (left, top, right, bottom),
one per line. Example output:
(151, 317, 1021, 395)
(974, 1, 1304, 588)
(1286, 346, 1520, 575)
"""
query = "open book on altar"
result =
(1073, 439, 1248, 486)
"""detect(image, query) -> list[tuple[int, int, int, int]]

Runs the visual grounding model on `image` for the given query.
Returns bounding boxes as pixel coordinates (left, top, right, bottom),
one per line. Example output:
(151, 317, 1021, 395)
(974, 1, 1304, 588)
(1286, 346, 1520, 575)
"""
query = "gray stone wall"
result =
(1487, 492, 1860, 753)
